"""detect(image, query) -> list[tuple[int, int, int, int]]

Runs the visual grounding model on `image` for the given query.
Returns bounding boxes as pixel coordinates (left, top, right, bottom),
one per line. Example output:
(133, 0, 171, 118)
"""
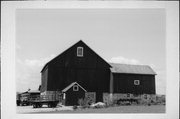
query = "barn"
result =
(40, 40, 156, 105)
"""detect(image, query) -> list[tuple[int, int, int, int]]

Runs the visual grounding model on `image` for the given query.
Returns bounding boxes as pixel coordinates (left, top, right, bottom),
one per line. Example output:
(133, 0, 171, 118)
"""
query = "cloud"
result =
(109, 56, 141, 65)
(16, 43, 21, 50)
(155, 70, 166, 95)
(16, 54, 56, 92)
(25, 54, 56, 67)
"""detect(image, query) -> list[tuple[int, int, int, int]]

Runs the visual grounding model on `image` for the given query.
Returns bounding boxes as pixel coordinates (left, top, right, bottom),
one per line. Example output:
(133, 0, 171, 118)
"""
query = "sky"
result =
(16, 9, 166, 94)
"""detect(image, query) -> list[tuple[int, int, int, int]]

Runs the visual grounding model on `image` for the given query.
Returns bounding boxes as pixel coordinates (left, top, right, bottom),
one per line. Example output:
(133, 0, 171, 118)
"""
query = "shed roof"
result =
(62, 82, 87, 92)
(109, 63, 156, 75)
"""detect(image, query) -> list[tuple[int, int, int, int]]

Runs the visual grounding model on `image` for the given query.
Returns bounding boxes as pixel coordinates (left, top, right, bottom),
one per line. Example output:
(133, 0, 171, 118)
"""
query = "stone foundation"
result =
(103, 93, 158, 105)
(85, 92, 96, 104)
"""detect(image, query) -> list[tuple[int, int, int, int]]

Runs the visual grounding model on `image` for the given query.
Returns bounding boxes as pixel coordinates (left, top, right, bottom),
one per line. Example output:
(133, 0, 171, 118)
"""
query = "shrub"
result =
(78, 98, 84, 106)
(78, 98, 91, 108)
(73, 105, 78, 110)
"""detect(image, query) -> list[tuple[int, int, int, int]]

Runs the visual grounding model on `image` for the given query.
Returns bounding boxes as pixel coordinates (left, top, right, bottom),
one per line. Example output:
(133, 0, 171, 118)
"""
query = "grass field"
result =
(17, 105, 165, 113)
(70, 105, 165, 113)
(47, 105, 165, 113)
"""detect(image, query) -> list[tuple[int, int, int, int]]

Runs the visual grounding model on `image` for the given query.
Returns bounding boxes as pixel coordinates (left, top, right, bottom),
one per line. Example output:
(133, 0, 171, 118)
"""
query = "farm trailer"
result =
(29, 94, 60, 108)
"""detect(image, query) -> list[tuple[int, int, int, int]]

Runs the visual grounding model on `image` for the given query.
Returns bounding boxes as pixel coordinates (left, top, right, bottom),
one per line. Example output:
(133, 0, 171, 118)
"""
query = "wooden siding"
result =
(48, 41, 111, 69)
(42, 41, 111, 102)
(41, 40, 156, 103)
(65, 85, 86, 106)
(113, 73, 156, 94)
(41, 67, 48, 92)
(47, 66, 110, 101)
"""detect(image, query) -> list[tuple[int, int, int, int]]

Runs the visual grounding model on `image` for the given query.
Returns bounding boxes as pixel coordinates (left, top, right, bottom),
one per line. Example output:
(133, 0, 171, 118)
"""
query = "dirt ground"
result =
(17, 105, 165, 113)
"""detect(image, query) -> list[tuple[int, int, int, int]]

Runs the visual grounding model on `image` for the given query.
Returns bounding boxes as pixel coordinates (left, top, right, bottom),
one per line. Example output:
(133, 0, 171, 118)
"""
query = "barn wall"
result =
(41, 67, 48, 92)
(47, 65, 110, 94)
(49, 42, 110, 69)
(47, 66, 65, 91)
(113, 73, 155, 94)
(45, 41, 111, 102)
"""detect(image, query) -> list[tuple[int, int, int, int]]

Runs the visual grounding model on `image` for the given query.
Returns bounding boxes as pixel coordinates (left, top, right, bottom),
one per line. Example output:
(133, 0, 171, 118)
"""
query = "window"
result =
(77, 47, 83, 57)
(73, 85, 79, 91)
(134, 80, 140, 85)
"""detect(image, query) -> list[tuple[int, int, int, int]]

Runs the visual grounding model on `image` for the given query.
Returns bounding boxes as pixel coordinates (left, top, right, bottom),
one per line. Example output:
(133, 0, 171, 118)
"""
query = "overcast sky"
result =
(16, 9, 166, 94)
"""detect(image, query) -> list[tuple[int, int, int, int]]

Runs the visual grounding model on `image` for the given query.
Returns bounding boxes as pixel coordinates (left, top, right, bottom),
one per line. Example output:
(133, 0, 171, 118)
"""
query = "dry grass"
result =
(61, 105, 165, 113)
(25, 105, 165, 113)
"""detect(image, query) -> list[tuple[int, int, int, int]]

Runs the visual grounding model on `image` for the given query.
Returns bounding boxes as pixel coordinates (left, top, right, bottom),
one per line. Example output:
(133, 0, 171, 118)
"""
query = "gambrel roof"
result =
(110, 63, 156, 75)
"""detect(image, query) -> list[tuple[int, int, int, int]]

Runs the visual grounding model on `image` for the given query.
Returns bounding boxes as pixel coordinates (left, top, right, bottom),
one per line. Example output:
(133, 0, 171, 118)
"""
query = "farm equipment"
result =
(29, 94, 60, 108)
(16, 93, 21, 106)
(17, 90, 41, 106)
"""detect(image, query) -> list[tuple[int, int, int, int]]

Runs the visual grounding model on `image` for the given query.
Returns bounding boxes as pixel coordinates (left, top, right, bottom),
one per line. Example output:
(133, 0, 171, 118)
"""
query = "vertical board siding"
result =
(41, 68, 48, 92)
(41, 41, 156, 104)
(43, 41, 111, 102)
(47, 66, 110, 93)
(65, 85, 86, 106)
(113, 73, 156, 94)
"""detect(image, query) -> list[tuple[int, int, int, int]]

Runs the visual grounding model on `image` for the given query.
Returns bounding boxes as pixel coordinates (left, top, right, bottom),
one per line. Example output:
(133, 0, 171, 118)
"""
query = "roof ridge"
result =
(109, 62, 149, 67)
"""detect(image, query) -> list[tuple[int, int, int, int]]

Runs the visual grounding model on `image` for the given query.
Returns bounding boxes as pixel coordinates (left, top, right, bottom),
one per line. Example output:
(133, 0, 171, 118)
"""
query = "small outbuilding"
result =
(110, 63, 156, 94)
(62, 82, 87, 106)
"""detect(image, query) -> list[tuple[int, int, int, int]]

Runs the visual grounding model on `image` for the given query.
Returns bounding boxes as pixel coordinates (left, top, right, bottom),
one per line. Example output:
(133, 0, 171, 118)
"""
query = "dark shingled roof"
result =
(109, 63, 156, 75)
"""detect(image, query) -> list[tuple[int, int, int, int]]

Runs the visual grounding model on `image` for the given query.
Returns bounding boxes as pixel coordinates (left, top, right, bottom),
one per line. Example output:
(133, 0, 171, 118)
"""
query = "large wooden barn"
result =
(40, 40, 156, 105)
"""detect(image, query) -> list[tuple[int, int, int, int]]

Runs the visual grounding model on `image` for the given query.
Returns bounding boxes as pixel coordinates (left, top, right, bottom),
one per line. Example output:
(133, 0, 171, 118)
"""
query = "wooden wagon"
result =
(29, 94, 59, 108)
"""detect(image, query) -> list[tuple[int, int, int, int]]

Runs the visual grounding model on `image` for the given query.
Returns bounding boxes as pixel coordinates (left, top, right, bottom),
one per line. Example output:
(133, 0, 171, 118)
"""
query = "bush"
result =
(73, 105, 78, 110)
(78, 98, 91, 108)
(78, 98, 84, 106)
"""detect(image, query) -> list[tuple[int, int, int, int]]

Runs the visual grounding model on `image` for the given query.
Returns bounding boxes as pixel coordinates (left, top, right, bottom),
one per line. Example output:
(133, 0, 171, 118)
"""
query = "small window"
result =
(134, 80, 140, 85)
(73, 85, 79, 91)
(77, 47, 83, 57)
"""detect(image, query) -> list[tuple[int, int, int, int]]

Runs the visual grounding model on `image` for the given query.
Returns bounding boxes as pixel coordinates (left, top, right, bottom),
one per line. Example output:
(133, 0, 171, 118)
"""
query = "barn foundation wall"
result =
(103, 93, 157, 105)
